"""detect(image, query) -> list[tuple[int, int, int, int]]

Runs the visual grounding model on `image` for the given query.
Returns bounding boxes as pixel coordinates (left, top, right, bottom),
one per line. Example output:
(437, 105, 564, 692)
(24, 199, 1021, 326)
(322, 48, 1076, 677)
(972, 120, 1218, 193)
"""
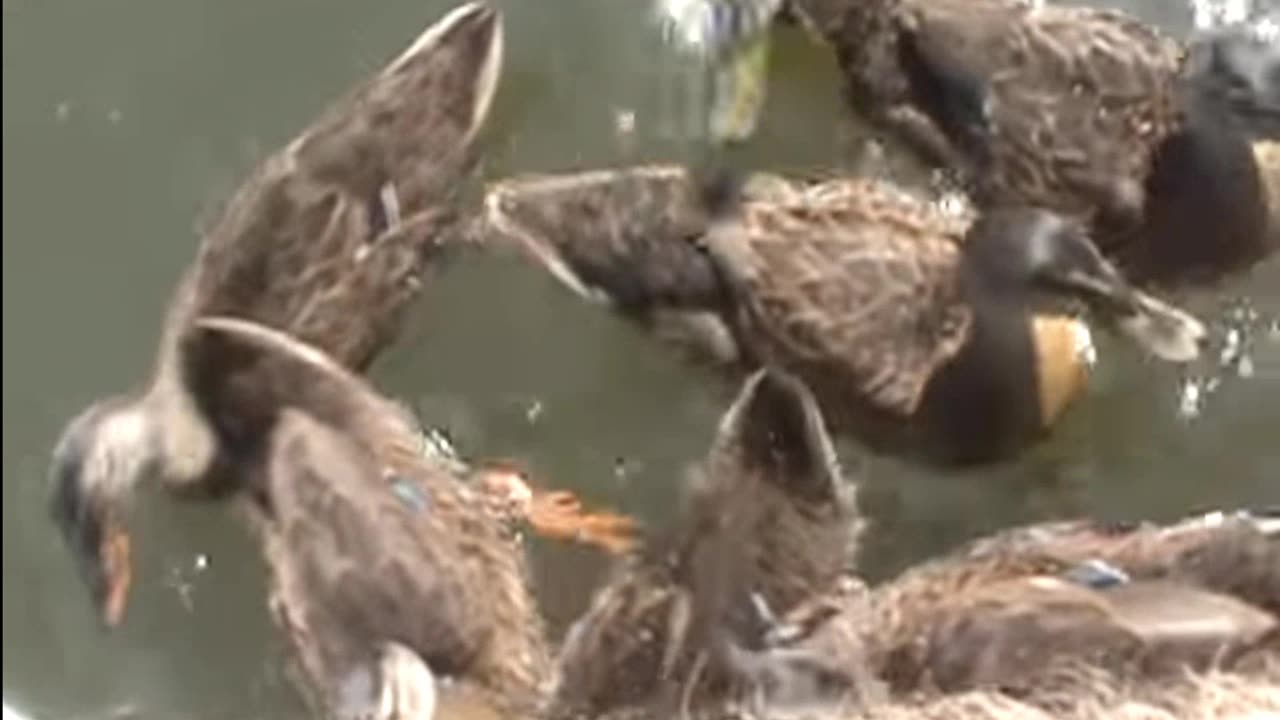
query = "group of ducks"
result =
(45, 0, 1279, 718)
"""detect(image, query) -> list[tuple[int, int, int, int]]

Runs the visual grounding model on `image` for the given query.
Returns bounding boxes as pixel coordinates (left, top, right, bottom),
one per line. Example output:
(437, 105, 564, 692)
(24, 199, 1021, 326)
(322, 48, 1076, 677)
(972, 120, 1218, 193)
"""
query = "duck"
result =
(480, 165, 1206, 466)
(552, 366, 1278, 717)
(780, 0, 1280, 285)
(174, 316, 553, 719)
(551, 367, 871, 719)
(46, 1, 635, 632)
(47, 1, 505, 630)
(776, 507, 1280, 700)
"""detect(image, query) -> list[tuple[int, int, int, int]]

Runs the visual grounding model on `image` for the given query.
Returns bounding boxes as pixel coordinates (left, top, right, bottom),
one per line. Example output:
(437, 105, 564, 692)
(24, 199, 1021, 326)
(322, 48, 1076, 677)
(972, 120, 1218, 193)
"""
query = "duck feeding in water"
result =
(551, 367, 867, 719)
(781, 0, 1280, 286)
(47, 0, 635, 634)
(479, 165, 1207, 465)
(171, 316, 554, 719)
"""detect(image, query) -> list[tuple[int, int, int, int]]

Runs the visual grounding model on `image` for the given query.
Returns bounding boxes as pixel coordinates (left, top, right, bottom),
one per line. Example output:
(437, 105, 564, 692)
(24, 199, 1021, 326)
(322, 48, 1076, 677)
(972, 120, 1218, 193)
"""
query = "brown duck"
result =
(578, 495, 1279, 713)
(782, 507, 1280, 699)
(552, 367, 870, 719)
(783, 0, 1280, 285)
(48, 1, 633, 634)
(481, 165, 1206, 465)
(177, 316, 552, 719)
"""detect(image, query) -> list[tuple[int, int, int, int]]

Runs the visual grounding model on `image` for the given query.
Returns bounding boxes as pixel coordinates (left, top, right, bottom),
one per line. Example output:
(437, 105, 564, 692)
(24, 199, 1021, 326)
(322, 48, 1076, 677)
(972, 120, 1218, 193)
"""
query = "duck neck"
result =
(143, 353, 218, 490)
(960, 265, 1091, 431)
(141, 265, 219, 489)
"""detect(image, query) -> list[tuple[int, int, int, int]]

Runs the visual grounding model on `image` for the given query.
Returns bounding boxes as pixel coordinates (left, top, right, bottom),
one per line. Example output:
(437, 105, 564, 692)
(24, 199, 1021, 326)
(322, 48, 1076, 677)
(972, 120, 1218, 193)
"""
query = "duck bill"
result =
(1110, 290, 1208, 364)
(1047, 267, 1207, 364)
(100, 523, 133, 627)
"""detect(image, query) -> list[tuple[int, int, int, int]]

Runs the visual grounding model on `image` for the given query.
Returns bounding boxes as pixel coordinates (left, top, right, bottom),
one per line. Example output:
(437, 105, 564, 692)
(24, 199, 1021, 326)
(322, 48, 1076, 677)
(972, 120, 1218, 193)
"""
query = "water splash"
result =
(1190, 0, 1254, 30)
(1190, 0, 1279, 40)
(162, 553, 212, 614)
(1175, 296, 1272, 421)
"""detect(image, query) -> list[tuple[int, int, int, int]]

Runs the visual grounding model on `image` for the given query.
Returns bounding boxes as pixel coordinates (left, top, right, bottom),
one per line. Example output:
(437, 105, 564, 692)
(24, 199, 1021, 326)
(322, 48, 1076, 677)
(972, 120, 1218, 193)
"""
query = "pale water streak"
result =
(2, 0, 1278, 718)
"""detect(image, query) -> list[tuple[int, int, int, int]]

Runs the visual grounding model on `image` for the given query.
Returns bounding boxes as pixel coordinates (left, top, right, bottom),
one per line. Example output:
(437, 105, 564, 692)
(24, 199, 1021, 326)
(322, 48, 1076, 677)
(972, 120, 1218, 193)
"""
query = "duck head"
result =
(49, 395, 161, 628)
(963, 207, 1207, 363)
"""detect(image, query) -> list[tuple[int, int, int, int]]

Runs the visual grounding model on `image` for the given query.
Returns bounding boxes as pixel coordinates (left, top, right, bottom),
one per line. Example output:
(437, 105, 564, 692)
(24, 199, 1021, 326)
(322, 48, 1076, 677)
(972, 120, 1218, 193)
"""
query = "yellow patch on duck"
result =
(1029, 314, 1096, 428)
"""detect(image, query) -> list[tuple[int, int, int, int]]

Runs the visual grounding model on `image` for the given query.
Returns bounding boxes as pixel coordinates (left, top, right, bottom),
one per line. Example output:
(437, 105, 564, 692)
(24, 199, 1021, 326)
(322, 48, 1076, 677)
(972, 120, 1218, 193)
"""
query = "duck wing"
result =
(705, 179, 972, 417)
(181, 316, 550, 710)
(162, 3, 505, 373)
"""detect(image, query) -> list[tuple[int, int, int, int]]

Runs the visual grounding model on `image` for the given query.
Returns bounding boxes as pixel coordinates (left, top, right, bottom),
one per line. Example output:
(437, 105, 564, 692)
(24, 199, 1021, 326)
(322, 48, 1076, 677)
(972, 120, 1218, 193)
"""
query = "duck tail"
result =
(480, 167, 729, 315)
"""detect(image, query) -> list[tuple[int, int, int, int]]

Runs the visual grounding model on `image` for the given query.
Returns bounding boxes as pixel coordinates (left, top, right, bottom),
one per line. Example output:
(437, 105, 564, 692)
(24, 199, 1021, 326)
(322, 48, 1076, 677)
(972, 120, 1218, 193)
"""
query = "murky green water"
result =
(3, 0, 1277, 717)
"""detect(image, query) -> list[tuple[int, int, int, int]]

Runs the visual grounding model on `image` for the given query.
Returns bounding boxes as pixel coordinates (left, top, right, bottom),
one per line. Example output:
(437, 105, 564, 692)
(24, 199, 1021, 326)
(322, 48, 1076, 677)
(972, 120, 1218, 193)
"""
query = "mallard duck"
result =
(778, 507, 1280, 698)
(481, 165, 1206, 465)
(47, 1, 506, 630)
(552, 367, 869, 719)
(47, 2, 635, 632)
(783, 0, 1280, 285)
(177, 316, 552, 719)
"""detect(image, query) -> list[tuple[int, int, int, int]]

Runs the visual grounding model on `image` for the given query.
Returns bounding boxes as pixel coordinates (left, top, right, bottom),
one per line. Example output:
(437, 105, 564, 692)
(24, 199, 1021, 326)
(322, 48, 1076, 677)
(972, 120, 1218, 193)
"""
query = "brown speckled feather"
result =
(798, 0, 1183, 235)
(705, 179, 972, 416)
(859, 509, 1279, 692)
(925, 5, 1180, 221)
(182, 317, 549, 716)
(553, 370, 862, 717)
(155, 3, 503, 378)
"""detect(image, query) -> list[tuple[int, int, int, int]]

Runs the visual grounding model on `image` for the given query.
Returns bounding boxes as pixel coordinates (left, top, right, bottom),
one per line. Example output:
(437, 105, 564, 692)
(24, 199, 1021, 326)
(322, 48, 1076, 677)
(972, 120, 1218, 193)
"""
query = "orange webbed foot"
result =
(528, 490, 641, 556)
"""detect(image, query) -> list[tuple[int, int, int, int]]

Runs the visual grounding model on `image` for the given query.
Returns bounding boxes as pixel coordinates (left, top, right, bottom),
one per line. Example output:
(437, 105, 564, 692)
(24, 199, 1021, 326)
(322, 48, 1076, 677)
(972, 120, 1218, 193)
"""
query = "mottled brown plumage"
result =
(791, 509, 1280, 697)
(48, 1, 506, 630)
(552, 369, 864, 719)
(482, 165, 1204, 465)
(787, 0, 1280, 284)
(180, 316, 550, 719)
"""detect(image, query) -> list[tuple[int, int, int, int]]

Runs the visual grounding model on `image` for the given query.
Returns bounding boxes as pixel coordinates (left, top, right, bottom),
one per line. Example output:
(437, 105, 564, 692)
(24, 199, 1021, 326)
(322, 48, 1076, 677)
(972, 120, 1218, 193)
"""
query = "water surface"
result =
(3, 0, 1278, 716)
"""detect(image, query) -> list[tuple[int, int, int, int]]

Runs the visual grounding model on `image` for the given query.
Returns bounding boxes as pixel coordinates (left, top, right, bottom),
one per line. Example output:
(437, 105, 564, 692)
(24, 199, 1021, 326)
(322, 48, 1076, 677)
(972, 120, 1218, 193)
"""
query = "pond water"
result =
(3, 0, 1277, 716)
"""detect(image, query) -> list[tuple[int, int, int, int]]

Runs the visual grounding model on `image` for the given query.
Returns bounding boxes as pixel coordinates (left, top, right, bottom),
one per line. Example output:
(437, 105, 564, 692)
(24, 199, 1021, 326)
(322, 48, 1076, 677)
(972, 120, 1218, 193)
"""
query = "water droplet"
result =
(1177, 378, 1204, 420)
(613, 107, 636, 137)
(525, 399, 544, 424)
(1237, 354, 1254, 378)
